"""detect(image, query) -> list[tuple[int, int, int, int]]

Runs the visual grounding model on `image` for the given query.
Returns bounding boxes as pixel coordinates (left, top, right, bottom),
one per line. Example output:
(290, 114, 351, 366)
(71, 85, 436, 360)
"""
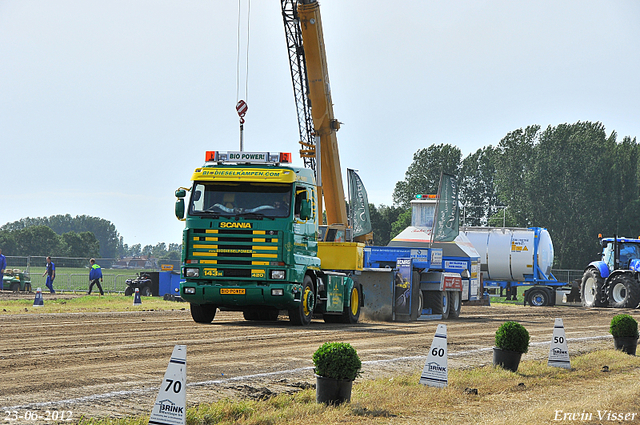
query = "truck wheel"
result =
(341, 284, 361, 324)
(448, 291, 461, 318)
(581, 268, 607, 307)
(10, 283, 20, 292)
(413, 290, 424, 320)
(527, 287, 550, 307)
(608, 274, 640, 308)
(289, 275, 314, 326)
(440, 291, 450, 319)
(190, 303, 217, 323)
(124, 287, 133, 296)
(425, 291, 450, 319)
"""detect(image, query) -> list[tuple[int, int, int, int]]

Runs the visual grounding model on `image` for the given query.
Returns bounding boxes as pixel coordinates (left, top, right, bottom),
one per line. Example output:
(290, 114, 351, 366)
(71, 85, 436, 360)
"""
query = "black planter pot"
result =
(493, 347, 523, 372)
(613, 336, 638, 356)
(315, 375, 353, 405)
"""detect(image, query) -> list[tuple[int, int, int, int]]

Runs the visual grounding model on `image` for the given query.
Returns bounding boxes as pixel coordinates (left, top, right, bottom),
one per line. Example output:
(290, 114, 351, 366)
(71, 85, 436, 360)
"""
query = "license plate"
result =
(220, 288, 245, 295)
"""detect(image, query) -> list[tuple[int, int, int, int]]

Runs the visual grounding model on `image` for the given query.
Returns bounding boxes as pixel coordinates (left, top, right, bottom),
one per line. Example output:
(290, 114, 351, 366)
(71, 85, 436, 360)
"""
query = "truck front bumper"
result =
(180, 281, 303, 310)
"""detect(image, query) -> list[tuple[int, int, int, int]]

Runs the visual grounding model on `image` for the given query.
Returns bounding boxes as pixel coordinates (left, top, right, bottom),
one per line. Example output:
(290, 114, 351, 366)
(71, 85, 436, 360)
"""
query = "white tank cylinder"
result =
(462, 227, 554, 281)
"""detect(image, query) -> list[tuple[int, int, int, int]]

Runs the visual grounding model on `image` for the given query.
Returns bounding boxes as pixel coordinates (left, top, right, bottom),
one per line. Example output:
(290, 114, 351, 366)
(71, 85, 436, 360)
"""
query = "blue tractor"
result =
(581, 235, 640, 308)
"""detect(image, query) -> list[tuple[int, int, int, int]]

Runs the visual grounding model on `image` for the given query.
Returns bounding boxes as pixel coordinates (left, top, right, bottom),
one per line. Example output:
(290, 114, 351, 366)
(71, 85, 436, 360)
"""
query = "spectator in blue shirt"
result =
(87, 258, 104, 295)
(42, 256, 55, 293)
(0, 248, 6, 290)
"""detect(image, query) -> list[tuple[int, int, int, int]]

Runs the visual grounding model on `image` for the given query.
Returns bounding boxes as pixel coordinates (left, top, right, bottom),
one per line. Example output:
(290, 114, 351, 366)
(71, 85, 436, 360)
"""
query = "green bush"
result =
(495, 321, 530, 353)
(312, 342, 361, 381)
(610, 314, 639, 338)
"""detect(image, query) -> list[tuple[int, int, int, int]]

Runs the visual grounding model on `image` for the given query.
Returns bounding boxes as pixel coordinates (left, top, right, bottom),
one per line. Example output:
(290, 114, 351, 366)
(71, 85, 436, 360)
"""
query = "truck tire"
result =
(411, 271, 422, 320)
(423, 290, 447, 317)
(448, 291, 461, 318)
(607, 274, 640, 308)
(527, 287, 550, 307)
(412, 290, 424, 320)
(190, 303, 217, 323)
(425, 290, 450, 319)
(440, 291, 450, 319)
(341, 284, 361, 324)
(581, 268, 607, 307)
(289, 275, 314, 326)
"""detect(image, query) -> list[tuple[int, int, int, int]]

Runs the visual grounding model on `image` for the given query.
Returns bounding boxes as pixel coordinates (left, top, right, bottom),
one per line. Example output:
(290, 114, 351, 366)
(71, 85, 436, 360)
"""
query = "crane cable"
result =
(235, 0, 251, 126)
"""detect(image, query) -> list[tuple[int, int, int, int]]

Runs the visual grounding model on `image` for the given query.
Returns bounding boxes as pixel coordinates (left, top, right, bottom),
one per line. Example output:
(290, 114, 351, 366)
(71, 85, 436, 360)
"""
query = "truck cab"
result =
(175, 151, 363, 325)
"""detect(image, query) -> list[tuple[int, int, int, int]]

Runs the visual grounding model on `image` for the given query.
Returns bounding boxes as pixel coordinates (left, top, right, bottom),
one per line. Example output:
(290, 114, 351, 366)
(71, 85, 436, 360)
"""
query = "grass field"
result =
(71, 349, 640, 425)
(0, 294, 184, 314)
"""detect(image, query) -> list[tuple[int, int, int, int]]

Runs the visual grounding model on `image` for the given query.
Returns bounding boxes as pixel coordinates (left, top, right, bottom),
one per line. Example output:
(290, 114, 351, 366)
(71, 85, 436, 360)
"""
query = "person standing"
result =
(0, 248, 6, 290)
(87, 258, 104, 295)
(42, 256, 56, 294)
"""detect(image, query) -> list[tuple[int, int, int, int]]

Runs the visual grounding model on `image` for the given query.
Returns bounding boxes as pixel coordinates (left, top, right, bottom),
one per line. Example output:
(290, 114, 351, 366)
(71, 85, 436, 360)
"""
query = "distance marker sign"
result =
(547, 318, 571, 369)
(419, 324, 448, 388)
(149, 345, 187, 425)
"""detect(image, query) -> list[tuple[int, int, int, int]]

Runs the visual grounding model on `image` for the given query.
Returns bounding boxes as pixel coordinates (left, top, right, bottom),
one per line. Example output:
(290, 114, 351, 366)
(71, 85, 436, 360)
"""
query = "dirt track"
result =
(1, 298, 637, 423)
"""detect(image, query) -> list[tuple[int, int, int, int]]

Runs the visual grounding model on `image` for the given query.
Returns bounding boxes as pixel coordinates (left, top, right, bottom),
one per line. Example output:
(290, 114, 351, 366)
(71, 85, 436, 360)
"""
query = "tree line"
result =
(369, 121, 639, 269)
(0, 214, 181, 260)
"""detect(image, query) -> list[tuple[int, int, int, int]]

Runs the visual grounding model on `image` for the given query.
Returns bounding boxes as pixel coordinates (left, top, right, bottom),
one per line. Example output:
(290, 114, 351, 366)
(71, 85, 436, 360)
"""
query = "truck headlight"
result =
(185, 268, 199, 278)
(184, 287, 196, 294)
(270, 270, 286, 280)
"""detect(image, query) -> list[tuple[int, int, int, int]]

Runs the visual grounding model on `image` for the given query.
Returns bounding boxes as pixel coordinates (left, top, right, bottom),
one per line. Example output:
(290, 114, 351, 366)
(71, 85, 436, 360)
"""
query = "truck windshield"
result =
(189, 182, 292, 218)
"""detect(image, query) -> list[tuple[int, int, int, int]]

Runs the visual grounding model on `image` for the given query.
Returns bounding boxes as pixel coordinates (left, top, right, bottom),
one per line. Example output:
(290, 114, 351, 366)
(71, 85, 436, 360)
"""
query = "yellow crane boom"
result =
(297, 0, 347, 228)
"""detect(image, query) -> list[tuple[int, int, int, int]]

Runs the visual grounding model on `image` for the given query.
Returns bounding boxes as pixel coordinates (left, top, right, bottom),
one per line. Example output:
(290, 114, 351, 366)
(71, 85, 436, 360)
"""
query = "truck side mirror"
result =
(175, 189, 186, 220)
(300, 200, 312, 221)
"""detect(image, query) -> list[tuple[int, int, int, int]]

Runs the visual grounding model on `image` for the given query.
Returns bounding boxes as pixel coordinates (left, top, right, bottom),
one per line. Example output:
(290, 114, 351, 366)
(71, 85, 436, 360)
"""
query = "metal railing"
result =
(25, 273, 140, 293)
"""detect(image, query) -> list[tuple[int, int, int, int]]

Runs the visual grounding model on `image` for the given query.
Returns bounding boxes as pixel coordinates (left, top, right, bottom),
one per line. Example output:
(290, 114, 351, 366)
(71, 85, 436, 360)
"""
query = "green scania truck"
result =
(174, 150, 364, 325)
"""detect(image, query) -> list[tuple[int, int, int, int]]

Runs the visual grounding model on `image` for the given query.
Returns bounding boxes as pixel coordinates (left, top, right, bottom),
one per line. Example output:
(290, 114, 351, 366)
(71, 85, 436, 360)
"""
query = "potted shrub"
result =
(610, 314, 639, 355)
(493, 321, 530, 372)
(313, 342, 361, 405)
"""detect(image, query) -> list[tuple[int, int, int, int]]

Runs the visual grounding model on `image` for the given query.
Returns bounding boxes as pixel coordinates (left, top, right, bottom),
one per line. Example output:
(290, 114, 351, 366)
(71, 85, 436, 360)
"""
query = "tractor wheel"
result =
(581, 268, 607, 307)
(527, 287, 550, 307)
(448, 291, 461, 318)
(608, 274, 640, 308)
(190, 303, 217, 323)
(10, 283, 20, 292)
(341, 284, 361, 324)
(289, 275, 314, 326)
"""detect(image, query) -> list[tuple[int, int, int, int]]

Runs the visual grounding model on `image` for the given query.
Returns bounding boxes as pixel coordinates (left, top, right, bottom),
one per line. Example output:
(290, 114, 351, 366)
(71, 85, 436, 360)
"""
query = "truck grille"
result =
(190, 228, 280, 278)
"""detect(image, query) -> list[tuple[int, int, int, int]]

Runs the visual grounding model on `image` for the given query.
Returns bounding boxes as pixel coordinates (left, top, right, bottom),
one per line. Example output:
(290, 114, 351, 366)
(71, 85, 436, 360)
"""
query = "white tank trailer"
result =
(462, 227, 554, 282)
(461, 227, 572, 306)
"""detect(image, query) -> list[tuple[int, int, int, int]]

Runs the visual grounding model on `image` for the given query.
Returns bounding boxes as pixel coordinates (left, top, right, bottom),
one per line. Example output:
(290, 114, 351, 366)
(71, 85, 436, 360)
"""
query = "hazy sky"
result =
(1, 0, 639, 248)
